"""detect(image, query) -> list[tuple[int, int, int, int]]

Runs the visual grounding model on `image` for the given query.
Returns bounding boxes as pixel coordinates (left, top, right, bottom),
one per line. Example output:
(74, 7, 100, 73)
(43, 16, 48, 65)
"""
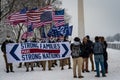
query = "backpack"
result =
(71, 44, 81, 58)
(93, 42, 103, 54)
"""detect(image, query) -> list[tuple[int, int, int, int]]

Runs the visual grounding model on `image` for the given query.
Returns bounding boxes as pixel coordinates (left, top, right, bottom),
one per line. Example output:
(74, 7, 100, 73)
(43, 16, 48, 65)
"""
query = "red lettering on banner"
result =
(21, 49, 60, 54)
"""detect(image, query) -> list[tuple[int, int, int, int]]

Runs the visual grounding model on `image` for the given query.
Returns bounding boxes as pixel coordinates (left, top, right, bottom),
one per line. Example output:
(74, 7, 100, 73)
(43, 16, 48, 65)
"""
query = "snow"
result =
(0, 48, 120, 80)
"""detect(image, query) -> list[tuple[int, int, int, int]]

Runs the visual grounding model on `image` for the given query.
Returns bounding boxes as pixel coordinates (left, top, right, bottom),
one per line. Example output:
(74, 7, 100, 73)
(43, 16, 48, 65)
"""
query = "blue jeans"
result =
(94, 54, 105, 76)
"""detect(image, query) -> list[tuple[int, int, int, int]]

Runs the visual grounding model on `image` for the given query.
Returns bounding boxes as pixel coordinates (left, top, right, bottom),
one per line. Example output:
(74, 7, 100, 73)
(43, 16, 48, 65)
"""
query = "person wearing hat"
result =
(1, 35, 14, 73)
(70, 37, 84, 78)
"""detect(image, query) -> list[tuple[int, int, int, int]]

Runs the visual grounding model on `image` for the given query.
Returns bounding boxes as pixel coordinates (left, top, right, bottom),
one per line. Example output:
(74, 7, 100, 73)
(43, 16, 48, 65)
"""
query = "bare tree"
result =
(0, 0, 56, 43)
(0, 0, 71, 43)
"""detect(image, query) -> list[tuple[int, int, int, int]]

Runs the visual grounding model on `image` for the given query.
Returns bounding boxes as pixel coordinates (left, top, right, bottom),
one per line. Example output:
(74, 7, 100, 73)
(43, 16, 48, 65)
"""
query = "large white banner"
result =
(6, 42, 71, 63)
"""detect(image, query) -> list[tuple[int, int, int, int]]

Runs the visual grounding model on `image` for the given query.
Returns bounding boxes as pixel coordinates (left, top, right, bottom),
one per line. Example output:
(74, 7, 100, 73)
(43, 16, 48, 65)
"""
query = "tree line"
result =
(106, 33, 120, 42)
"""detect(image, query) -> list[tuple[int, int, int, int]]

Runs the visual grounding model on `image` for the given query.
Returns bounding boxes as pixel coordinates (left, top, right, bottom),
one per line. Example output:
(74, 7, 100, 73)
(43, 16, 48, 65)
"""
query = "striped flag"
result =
(27, 11, 42, 23)
(54, 20, 65, 27)
(26, 6, 53, 28)
(7, 8, 28, 25)
(53, 9, 64, 21)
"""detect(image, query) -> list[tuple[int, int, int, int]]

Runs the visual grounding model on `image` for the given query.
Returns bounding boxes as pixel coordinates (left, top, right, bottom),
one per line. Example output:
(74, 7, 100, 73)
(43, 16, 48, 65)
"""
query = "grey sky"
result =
(62, 0, 120, 38)
(84, 0, 120, 37)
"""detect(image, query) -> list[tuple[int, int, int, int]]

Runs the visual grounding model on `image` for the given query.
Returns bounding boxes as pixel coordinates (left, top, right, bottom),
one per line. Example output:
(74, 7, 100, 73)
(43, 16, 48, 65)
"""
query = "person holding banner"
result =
(70, 37, 84, 78)
(25, 38, 34, 72)
(47, 36, 55, 70)
(58, 35, 66, 70)
(1, 35, 14, 73)
(40, 38, 47, 71)
(18, 38, 27, 68)
(64, 36, 72, 69)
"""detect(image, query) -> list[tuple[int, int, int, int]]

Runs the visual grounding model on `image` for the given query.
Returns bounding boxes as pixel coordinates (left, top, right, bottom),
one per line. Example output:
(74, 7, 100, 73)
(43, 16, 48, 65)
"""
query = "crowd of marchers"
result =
(1, 35, 108, 79)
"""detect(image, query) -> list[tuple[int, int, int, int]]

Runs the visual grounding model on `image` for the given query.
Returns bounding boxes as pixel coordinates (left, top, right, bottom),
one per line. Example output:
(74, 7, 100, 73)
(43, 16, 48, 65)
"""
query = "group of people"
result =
(1, 35, 72, 73)
(1, 35, 108, 79)
(70, 35, 108, 78)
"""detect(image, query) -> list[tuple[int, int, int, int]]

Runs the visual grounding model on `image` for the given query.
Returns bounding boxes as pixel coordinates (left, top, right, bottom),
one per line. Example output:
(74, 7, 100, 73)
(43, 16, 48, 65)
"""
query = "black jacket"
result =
(82, 42, 90, 58)
(103, 41, 108, 61)
(87, 40, 94, 53)
(1, 40, 14, 53)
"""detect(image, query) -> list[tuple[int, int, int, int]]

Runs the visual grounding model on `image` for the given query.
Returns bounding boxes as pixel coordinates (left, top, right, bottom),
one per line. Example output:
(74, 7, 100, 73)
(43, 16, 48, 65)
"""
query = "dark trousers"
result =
(104, 60, 108, 72)
(89, 53, 94, 71)
(3, 54, 13, 72)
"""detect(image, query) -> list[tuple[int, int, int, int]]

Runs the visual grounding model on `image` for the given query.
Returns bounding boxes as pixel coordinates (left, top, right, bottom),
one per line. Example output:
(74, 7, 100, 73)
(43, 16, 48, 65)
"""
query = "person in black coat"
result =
(82, 37, 90, 72)
(1, 35, 14, 73)
(86, 35, 95, 71)
(101, 36, 108, 73)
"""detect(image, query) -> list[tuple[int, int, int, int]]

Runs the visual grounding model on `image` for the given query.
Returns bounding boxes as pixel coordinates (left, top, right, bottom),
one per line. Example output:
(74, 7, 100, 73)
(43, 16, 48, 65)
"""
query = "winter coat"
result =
(87, 40, 94, 53)
(1, 40, 14, 53)
(93, 41, 104, 55)
(70, 42, 83, 58)
(82, 42, 90, 58)
(103, 41, 108, 61)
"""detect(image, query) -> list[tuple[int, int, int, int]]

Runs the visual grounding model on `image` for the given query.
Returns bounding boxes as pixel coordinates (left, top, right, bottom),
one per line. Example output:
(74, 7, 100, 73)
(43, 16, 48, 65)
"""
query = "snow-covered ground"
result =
(0, 48, 120, 80)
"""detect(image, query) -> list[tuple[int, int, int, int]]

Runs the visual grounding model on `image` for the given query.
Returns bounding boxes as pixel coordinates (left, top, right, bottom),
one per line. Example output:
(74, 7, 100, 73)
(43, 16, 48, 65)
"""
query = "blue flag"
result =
(27, 23, 33, 32)
(54, 9, 64, 21)
(40, 11, 52, 22)
(55, 9, 64, 15)
(47, 25, 59, 37)
(68, 25, 73, 36)
(20, 7, 28, 14)
(47, 23, 73, 37)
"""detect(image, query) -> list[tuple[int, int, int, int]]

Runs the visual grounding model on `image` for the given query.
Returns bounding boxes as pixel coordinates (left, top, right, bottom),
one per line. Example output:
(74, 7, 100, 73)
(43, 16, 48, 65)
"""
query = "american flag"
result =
(54, 20, 65, 27)
(40, 11, 53, 24)
(26, 8, 44, 28)
(7, 8, 28, 25)
(27, 11, 42, 23)
(8, 12, 28, 25)
(53, 9, 64, 21)
(21, 23, 34, 39)
(6, 6, 53, 27)
(26, 6, 53, 27)
(21, 31, 33, 39)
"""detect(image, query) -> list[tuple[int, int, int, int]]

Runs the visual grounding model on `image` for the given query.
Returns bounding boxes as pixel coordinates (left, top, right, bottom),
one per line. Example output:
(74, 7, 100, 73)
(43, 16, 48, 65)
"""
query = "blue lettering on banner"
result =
(42, 43, 60, 49)
(42, 53, 60, 59)
(22, 53, 41, 61)
(21, 42, 39, 49)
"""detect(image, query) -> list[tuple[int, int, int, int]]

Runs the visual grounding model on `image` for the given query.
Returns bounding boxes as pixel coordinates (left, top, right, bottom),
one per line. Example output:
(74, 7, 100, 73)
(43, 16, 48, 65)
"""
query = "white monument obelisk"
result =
(78, 0, 85, 39)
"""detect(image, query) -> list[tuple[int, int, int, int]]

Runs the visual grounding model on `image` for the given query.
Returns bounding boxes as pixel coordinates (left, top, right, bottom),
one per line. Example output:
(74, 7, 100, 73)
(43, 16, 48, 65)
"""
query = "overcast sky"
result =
(61, 0, 120, 38)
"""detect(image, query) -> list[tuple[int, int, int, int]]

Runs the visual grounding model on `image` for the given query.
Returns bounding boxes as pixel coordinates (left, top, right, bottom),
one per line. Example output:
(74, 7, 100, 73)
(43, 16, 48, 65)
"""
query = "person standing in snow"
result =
(1, 35, 14, 73)
(93, 36, 106, 77)
(82, 37, 90, 73)
(70, 37, 84, 78)
(86, 35, 95, 71)
(100, 36, 108, 73)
